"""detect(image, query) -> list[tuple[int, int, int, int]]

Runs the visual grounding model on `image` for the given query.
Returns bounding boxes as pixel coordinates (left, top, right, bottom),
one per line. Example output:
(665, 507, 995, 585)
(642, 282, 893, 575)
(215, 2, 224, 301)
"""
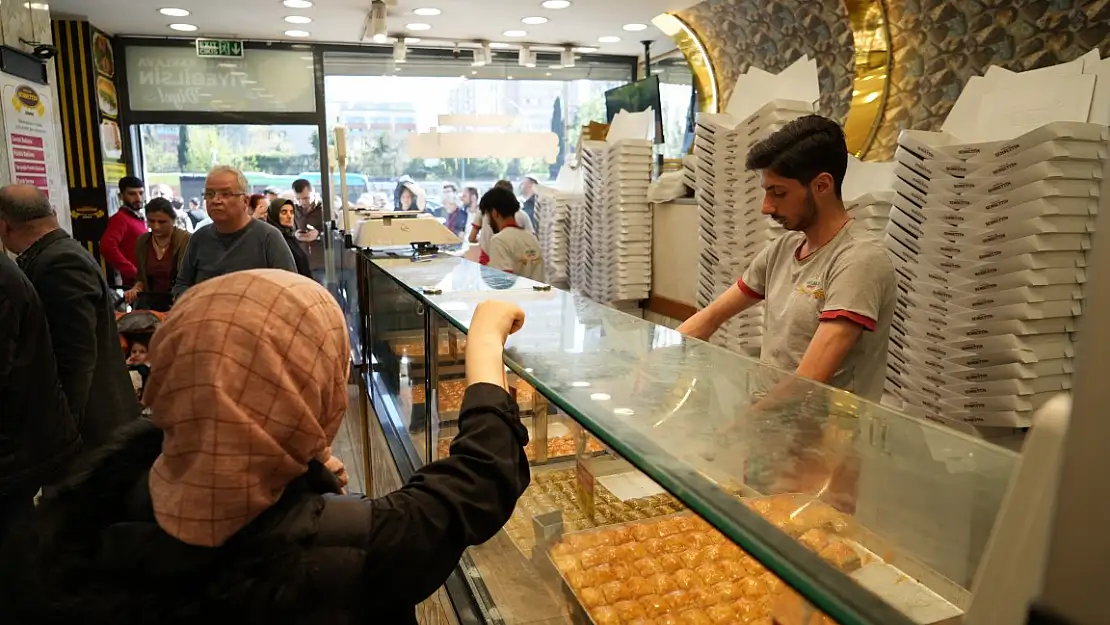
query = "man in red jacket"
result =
(99, 176, 147, 288)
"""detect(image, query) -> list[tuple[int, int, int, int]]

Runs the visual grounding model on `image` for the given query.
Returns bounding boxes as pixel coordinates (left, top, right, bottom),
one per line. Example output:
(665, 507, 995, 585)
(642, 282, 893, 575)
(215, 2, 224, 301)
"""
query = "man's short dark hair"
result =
(745, 115, 848, 198)
(292, 179, 312, 194)
(119, 176, 144, 192)
(493, 180, 514, 192)
(464, 186, 479, 199)
(0, 185, 54, 224)
(479, 187, 519, 219)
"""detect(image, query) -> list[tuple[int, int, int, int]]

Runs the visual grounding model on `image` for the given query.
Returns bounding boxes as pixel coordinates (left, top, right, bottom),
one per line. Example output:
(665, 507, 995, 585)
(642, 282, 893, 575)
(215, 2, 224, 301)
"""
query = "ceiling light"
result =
(614, 408, 635, 416)
(545, 72, 552, 77)
(168, 23, 198, 31)
(406, 22, 432, 31)
(284, 15, 312, 23)
(521, 16, 547, 25)
(503, 29, 527, 37)
(597, 35, 620, 43)
(282, 0, 313, 7)
(158, 7, 189, 17)
(590, 393, 611, 401)
(571, 381, 591, 388)
(372, 33, 389, 43)
(471, 70, 477, 75)
(489, 42, 513, 49)
(507, 76, 513, 80)
(413, 7, 440, 16)
(573, 46, 598, 53)
(541, 0, 571, 8)
(284, 29, 310, 37)
(405, 37, 421, 43)
(24, 2, 49, 8)
(622, 23, 648, 31)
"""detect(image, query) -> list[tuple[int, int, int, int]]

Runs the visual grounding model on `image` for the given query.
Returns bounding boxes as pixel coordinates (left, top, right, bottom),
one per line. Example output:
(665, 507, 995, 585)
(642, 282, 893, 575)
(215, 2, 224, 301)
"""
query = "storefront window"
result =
(137, 123, 323, 202)
(324, 50, 630, 208)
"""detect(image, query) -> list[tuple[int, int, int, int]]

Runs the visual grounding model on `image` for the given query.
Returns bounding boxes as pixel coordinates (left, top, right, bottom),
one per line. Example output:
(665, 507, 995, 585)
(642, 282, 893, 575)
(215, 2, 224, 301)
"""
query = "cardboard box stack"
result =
(884, 51, 1110, 432)
(536, 184, 582, 290)
(576, 138, 654, 314)
(688, 58, 820, 357)
(693, 101, 813, 356)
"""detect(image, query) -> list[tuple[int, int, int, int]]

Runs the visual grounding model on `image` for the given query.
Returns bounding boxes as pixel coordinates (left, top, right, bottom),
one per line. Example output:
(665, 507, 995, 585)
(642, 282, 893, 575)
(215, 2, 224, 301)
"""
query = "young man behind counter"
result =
(678, 115, 896, 402)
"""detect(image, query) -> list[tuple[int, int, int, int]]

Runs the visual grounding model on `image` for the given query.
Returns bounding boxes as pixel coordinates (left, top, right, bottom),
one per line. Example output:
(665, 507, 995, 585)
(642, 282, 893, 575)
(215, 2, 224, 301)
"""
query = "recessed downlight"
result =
(284, 15, 312, 23)
(169, 23, 198, 31)
(597, 35, 621, 43)
(405, 37, 422, 43)
(282, 0, 313, 8)
(158, 7, 190, 17)
(541, 0, 571, 8)
(406, 22, 432, 31)
(503, 29, 527, 37)
(413, 7, 441, 16)
(489, 42, 513, 49)
(622, 23, 648, 31)
(284, 29, 310, 37)
(521, 16, 547, 25)
(573, 46, 598, 53)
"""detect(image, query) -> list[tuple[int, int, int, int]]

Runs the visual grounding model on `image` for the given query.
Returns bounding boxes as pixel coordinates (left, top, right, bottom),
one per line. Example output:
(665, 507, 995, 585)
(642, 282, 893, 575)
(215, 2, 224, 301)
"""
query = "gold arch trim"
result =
(651, 13, 719, 114)
(654, 1, 892, 158)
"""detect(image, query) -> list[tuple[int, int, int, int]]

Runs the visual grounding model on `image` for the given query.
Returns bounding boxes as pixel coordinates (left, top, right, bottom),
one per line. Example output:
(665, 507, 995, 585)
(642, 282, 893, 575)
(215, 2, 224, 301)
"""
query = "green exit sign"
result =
(195, 38, 244, 58)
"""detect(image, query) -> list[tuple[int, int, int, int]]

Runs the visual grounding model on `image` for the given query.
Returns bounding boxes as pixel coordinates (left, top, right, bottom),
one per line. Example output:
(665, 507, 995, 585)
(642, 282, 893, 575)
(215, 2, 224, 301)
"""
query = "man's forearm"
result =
(676, 309, 726, 341)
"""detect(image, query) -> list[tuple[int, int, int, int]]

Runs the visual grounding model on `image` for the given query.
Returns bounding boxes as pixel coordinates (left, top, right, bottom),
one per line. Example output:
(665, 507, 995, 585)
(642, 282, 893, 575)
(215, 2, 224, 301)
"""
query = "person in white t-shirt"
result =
(469, 180, 534, 265)
(481, 186, 545, 282)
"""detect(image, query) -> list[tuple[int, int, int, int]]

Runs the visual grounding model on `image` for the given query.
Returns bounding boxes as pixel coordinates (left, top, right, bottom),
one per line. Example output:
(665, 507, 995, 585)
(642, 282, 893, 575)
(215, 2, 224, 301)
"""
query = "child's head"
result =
(128, 340, 149, 364)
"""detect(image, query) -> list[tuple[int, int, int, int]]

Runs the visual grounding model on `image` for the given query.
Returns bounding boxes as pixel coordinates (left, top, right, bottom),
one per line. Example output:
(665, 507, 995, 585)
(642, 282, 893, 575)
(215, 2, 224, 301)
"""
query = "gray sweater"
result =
(172, 219, 297, 299)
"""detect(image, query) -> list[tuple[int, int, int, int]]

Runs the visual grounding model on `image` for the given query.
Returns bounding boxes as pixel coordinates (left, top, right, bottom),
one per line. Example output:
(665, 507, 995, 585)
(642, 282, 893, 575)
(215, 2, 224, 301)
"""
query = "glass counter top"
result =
(370, 255, 1021, 625)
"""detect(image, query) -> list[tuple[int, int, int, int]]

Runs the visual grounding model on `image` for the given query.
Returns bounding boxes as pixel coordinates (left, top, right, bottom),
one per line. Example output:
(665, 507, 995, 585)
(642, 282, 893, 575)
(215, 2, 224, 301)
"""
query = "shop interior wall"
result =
(677, 0, 1110, 160)
(0, 4, 71, 233)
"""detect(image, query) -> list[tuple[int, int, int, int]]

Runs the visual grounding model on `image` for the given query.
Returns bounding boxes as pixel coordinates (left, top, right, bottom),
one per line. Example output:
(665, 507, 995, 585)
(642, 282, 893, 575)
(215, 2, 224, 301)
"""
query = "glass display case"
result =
(359, 253, 1021, 625)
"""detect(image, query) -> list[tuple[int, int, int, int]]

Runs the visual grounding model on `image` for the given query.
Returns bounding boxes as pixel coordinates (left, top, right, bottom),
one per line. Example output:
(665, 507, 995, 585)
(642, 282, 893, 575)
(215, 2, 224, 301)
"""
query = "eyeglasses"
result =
(202, 190, 245, 201)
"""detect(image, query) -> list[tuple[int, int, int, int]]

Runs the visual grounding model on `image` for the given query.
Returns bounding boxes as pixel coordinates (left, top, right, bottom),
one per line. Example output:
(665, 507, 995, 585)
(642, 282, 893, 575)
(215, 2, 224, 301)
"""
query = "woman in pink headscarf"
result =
(0, 270, 530, 625)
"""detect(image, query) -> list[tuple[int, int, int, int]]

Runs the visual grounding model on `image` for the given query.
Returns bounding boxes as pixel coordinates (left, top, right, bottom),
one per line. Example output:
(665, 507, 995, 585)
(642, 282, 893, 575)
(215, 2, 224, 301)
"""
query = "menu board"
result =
(1, 73, 64, 204)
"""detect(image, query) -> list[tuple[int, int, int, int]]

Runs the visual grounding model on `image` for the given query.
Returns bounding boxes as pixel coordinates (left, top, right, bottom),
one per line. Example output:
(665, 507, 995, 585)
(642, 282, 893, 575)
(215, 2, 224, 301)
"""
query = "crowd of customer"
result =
(0, 163, 535, 622)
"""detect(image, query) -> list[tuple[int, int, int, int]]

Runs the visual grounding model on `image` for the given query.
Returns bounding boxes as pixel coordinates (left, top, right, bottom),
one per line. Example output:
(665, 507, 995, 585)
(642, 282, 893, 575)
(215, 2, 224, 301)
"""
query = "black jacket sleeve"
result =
(35, 253, 100, 420)
(361, 382, 530, 607)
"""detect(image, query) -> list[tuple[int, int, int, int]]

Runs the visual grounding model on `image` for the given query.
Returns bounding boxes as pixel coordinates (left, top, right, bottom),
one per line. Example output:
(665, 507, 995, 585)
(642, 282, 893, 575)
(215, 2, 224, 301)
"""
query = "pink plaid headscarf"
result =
(144, 270, 350, 547)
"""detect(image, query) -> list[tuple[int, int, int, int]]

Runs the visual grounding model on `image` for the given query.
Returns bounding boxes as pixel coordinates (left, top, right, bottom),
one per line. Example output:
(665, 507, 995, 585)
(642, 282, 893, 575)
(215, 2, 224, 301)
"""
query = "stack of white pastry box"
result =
(682, 154, 698, 193)
(535, 185, 580, 289)
(576, 139, 653, 315)
(884, 121, 1105, 429)
(845, 190, 895, 237)
(694, 100, 810, 356)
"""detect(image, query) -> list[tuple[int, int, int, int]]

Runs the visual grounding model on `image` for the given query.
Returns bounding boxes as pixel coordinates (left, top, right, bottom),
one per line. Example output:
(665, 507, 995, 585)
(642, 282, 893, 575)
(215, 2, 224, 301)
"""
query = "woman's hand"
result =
(470, 300, 525, 344)
(466, 301, 525, 390)
(124, 286, 141, 304)
(321, 446, 349, 493)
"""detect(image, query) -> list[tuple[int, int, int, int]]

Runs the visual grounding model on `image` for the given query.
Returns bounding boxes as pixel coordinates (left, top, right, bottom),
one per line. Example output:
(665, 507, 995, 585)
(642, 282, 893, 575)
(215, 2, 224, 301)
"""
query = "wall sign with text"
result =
(125, 46, 316, 113)
(1, 74, 65, 204)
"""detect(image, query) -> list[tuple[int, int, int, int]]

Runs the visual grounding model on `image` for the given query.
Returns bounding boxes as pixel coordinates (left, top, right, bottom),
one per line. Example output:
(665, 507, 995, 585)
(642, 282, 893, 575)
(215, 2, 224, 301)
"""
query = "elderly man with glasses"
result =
(172, 165, 296, 299)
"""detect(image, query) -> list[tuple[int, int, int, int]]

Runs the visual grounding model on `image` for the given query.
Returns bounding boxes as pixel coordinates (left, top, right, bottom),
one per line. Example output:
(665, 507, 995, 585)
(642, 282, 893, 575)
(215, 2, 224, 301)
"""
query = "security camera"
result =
(32, 44, 57, 60)
(19, 39, 56, 60)
(452, 44, 460, 59)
